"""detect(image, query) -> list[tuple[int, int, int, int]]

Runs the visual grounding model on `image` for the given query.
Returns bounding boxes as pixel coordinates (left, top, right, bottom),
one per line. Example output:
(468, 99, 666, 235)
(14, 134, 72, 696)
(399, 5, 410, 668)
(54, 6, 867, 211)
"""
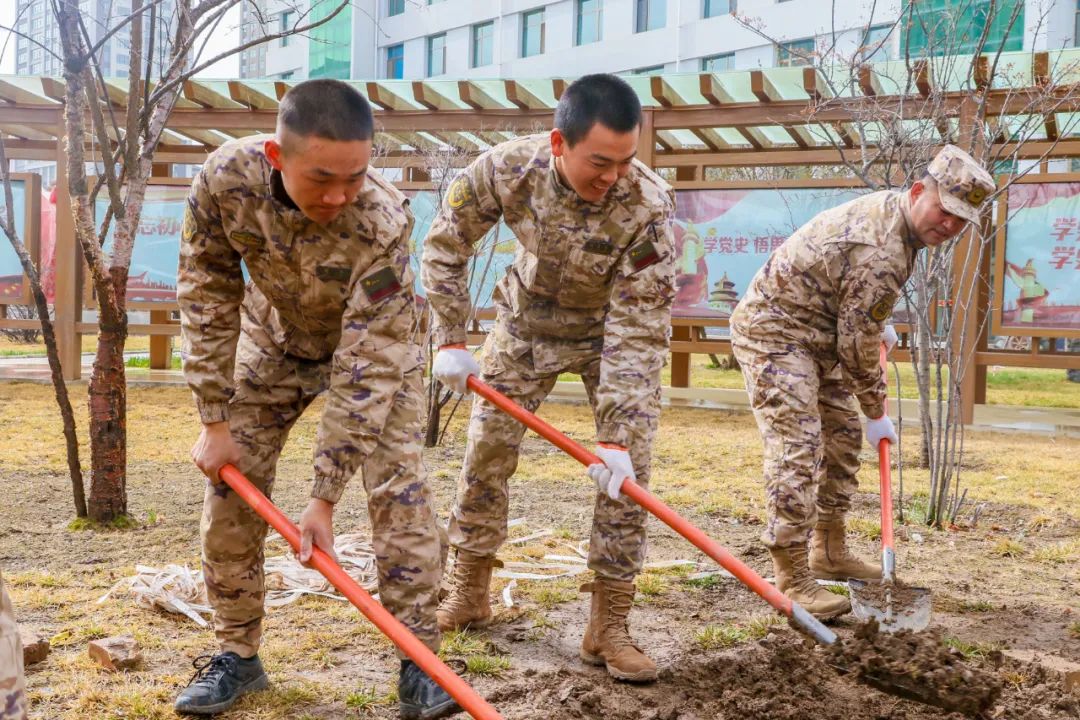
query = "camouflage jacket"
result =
(730, 190, 918, 419)
(178, 135, 420, 503)
(420, 133, 676, 447)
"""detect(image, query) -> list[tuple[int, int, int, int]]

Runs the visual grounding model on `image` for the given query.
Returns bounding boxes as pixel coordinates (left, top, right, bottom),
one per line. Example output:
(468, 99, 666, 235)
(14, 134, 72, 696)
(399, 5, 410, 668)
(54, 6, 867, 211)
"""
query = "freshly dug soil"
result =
(851, 580, 930, 607)
(827, 620, 1002, 716)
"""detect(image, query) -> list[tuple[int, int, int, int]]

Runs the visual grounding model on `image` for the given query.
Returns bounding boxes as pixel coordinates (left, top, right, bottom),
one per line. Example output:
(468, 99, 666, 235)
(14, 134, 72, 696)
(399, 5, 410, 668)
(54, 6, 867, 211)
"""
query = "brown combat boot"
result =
(770, 544, 851, 620)
(579, 579, 657, 683)
(809, 515, 882, 581)
(436, 550, 502, 632)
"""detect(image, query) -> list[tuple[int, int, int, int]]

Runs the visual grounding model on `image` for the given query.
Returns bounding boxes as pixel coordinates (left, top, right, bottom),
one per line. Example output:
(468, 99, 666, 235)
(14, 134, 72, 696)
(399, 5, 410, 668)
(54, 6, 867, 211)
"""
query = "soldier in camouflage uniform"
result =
(0, 571, 28, 720)
(421, 74, 675, 682)
(177, 80, 459, 720)
(731, 145, 995, 619)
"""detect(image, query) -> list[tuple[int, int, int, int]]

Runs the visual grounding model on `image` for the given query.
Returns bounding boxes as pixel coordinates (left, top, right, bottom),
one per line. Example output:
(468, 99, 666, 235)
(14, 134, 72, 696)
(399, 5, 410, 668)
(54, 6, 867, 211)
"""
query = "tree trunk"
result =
(86, 282, 128, 522)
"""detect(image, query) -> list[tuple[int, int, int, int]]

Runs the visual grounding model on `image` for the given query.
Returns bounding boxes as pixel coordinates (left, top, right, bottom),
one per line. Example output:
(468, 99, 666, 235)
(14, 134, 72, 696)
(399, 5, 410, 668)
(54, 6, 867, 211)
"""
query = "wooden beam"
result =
(183, 80, 245, 109)
(1, 124, 56, 141)
(1033, 51, 1050, 87)
(39, 78, 66, 102)
(552, 79, 568, 100)
(689, 128, 729, 150)
(914, 60, 932, 97)
(700, 73, 735, 104)
(802, 68, 834, 102)
(412, 81, 458, 111)
(831, 122, 855, 148)
(650, 76, 684, 108)
(736, 126, 769, 149)
(858, 65, 883, 96)
(783, 125, 814, 148)
(458, 81, 503, 110)
(366, 82, 414, 111)
(504, 80, 547, 110)
(383, 131, 441, 153)
(0, 79, 58, 106)
(228, 81, 278, 110)
(656, 130, 680, 151)
(475, 130, 510, 146)
(429, 131, 482, 151)
(1045, 112, 1059, 142)
(973, 55, 992, 91)
(750, 70, 783, 103)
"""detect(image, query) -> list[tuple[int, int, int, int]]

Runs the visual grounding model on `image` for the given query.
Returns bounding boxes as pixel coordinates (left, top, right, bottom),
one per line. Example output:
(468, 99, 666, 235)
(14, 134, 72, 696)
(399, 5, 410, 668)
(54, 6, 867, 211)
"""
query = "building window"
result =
(777, 37, 814, 67)
(633, 65, 665, 75)
(472, 21, 494, 67)
(577, 0, 602, 45)
(703, 0, 734, 17)
(280, 9, 294, 46)
(904, 0, 1023, 57)
(521, 9, 545, 57)
(861, 24, 894, 62)
(280, 70, 295, 80)
(636, 0, 666, 32)
(386, 43, 404, 78)
(701, 52, 734, 71)
(427, 33, 446, 76)
(388, 0, 405, 15)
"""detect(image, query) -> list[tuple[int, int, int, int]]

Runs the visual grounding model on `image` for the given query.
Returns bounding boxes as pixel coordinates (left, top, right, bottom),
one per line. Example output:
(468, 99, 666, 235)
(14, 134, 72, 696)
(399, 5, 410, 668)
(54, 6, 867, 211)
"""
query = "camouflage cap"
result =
(926, 144, 996, 225)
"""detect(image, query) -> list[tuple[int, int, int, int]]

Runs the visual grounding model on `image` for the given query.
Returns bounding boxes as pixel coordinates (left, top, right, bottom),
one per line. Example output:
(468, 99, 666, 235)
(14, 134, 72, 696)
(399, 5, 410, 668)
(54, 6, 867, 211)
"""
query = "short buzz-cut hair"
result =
(277, 79, 374, 147)
(554, 74, 642, 146)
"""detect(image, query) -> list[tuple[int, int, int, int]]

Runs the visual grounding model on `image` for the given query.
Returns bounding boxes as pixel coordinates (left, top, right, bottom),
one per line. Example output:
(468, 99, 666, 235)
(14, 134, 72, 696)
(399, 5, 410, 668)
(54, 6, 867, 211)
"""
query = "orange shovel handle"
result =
(877, 344, 896, 581)
(217, 464, 504, 720)
(465, 376, 837, 646)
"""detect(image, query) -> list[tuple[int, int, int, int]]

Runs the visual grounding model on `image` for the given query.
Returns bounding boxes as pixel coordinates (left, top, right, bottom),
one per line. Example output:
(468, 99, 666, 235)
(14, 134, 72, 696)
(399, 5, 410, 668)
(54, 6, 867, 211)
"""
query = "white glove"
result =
(882, 324, 899, 354)
(587, 445, 636, 501)
(865, 414, 899, 449)
(432, 346, 480, 394)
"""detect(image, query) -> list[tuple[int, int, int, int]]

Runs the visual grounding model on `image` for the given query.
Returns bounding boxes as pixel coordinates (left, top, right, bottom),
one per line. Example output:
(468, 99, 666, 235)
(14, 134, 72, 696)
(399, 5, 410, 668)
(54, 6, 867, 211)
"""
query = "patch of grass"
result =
(125, 355, 182, 370)
(825, 583, 851, 597)
(683, 574, 724, 590)
(345, 686, 383, 710)
(1030, 539, 1080, 565)
(524, 578, 578, 609)
(943, 636, 1002, 661)
(49, 623, 110, 648)
(847, 517, 882, 541)
(528, 611, 555, 630)
(439, 630, 489, 658)
(464, 654, 512, 677)
(67, 514, 140, 531)
(745, 612, 784, 638)
(5, 570, 72, 588)
(635, 573, 669, 597)
(1002, 671, 1029, 690)
(990, 538, 1026, 558)
(1068, 621, 1080, 639)
(695, 623, 751, 650)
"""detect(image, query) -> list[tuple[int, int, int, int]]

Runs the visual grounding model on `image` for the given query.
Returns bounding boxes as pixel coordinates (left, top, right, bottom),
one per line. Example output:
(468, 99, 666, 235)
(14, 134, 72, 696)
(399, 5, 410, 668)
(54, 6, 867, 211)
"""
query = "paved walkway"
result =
(2, 354, 1078, 438)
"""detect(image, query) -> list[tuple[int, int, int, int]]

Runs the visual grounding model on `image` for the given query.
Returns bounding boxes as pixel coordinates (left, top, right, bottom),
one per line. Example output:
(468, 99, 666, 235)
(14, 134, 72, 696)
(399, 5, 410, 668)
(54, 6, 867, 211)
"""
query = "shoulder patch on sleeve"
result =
(182, 205, 197, 239)
(628, 237, 661, 272)
(447, 175, 476, 210)
(869, 294, 896, 322)
(360, 266, 403, 303)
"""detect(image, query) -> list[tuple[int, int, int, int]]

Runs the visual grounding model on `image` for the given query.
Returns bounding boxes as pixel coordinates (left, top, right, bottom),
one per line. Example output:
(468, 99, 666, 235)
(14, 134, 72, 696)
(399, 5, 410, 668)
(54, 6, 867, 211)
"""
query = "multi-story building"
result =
(252, 0, 1080, 82)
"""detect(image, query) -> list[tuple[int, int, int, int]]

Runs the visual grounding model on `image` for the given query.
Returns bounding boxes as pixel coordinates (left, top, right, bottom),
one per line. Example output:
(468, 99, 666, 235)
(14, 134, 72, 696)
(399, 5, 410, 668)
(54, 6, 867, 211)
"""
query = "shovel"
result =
(849, 345, 932, 633)
(217, 464, 505, 720)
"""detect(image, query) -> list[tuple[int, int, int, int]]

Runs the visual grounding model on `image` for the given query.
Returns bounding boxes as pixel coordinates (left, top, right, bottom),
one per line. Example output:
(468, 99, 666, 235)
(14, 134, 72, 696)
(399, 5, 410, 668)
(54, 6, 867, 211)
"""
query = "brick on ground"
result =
(1004, 649, 1080, 692)
(20, 632, 49, 666)
(87, 635, 142, 672)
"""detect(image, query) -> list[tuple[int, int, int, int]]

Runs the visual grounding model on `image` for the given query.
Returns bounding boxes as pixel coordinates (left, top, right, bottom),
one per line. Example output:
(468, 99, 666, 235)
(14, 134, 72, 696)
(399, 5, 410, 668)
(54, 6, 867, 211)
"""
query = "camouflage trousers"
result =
(731, 334, 862, 549)
(202, 324, 443, 657)
(447, 336, 658, 583)
(0, 571, 28, 720)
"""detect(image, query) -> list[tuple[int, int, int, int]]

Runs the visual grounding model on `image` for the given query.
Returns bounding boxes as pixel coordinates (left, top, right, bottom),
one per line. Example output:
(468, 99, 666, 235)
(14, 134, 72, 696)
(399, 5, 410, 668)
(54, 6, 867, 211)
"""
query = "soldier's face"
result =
(909, 180, 967, 247)
(550, 123, 639, 203)
(265, 134, 372, 225)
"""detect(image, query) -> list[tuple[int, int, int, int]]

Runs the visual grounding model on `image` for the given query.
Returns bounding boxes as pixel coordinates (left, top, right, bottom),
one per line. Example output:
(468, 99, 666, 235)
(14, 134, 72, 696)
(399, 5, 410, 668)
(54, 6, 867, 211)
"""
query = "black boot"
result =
(174, 652, 269, 715)
(398, 659, 462, 720)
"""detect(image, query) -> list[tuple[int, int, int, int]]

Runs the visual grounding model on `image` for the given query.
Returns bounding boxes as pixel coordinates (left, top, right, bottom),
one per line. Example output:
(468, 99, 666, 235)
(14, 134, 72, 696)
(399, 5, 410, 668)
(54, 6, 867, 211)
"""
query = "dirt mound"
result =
(482, 628, 1080, 720)
(827, 620, 1001, 715)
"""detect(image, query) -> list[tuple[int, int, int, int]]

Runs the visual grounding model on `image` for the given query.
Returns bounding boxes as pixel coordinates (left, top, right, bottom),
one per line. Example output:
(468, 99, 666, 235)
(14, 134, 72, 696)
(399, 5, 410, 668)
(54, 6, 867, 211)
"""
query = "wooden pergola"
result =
(1, 48, 1078, 421)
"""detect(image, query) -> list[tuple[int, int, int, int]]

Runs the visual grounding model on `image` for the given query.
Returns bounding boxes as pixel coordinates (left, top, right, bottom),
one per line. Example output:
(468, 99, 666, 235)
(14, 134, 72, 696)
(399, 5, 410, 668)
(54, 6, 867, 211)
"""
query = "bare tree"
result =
(735, 0, 1079, 526)
(1, 0, 348, 522)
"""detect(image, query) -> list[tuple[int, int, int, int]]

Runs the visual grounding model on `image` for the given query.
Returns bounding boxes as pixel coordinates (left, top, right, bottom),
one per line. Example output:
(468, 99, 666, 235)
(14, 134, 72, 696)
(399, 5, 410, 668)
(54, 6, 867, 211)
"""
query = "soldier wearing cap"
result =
(421, 73, 675, 682)
(177, 79, 459, 719)
(0, 571, 28, 720)
(730, 144, 995, 619)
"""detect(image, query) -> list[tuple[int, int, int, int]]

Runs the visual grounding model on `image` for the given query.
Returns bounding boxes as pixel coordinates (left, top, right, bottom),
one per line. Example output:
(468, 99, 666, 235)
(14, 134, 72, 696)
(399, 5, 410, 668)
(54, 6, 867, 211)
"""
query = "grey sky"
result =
(0, 4, 242, 77)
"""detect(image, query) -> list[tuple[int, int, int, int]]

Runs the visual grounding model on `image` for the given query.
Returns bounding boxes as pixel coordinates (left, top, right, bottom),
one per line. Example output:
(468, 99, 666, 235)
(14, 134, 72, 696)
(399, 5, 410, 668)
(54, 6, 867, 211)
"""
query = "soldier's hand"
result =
(432, 344, 480, 394)
(588, 443, 636, 501)
(881, 324, 899, 355)
(191, 421, 241, 484)
(865, 414, 899, 449)
(297, 498, 338, 568)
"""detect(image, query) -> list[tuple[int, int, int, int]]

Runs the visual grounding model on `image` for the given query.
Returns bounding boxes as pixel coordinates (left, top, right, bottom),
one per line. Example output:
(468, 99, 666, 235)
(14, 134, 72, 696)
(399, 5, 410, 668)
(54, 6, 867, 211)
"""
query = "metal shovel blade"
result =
(849, 579, 932, 632)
